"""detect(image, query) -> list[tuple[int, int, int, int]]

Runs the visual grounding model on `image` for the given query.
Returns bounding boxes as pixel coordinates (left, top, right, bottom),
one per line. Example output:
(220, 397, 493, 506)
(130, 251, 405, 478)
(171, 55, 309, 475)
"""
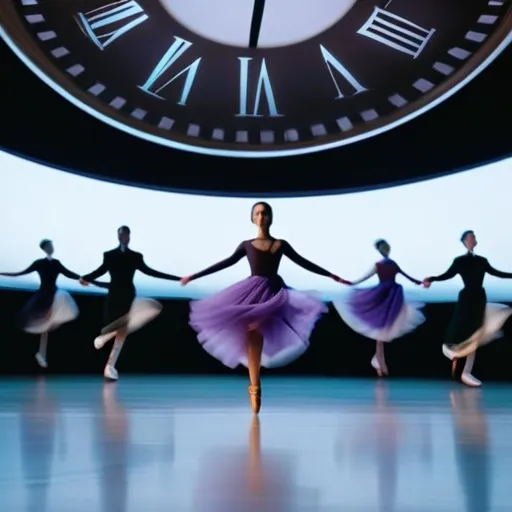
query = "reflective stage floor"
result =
(0, 376, 511, 512)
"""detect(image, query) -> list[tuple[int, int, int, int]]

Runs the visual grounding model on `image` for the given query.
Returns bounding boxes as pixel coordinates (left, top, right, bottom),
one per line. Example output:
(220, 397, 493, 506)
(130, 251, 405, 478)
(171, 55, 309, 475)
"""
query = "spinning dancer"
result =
(0, 239, 85, 368)
(180, 202, 349, 413)
(333, 239, 425, 377)
(423, 230, 512, 387)
(80, 226, 180, 380)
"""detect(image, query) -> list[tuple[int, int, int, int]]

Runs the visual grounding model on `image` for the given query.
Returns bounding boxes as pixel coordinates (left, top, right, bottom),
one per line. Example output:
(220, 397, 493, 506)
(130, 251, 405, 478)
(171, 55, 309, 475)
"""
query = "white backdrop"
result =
(1, 150, 511, 302)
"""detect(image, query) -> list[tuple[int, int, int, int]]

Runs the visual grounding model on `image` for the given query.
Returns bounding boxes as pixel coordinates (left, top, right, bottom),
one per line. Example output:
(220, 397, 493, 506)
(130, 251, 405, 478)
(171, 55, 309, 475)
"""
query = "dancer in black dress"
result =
(423, 230, 512, 387)
(0, 239, 86, 368)
(80, 226, 180, 380)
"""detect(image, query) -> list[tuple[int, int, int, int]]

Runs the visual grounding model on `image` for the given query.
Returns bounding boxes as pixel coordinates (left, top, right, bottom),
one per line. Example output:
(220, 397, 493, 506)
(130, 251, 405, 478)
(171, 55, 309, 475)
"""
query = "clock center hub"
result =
(158, 0, 357, 48)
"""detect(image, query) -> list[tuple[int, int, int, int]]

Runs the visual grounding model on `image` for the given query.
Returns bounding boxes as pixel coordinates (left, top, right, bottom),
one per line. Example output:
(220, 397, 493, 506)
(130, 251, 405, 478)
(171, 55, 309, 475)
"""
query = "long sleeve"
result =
(485, 260, 512, 279)
(427, 259, 459, 282)
(398, 267, 421, 285)
(82, 255, 108, 281)
(352, 266, 377, 285)
(190, 243, 246, 281)
(137, 257, 180, 281)
(282, 241, 332, 277)
(0, 261, 38, 277)
(57, 261, 80, 280)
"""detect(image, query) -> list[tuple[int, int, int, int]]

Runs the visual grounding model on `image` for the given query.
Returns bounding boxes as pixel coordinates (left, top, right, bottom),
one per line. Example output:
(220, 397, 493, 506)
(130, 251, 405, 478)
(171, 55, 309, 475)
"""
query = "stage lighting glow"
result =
(1, 150, 511, 302)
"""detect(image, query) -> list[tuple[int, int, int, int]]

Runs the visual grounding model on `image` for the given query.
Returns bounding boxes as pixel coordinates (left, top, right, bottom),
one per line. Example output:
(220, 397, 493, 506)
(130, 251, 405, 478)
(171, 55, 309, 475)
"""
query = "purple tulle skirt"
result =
(189, 276, 328, 369)
(333, 281, 425, 342)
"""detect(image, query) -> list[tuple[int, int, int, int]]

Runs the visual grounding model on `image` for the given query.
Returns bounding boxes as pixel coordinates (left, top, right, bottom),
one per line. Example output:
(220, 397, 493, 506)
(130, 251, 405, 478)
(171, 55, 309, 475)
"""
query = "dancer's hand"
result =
(422, 279, 431, 288)
(180, 276, 192, 286)
(332, 275, 352, 285)
(79, 278, 89, 286)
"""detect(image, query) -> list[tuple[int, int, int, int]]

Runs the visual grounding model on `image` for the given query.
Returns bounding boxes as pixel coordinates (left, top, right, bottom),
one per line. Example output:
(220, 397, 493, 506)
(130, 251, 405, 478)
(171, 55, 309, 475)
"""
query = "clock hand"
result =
(249, 0, 266, 48)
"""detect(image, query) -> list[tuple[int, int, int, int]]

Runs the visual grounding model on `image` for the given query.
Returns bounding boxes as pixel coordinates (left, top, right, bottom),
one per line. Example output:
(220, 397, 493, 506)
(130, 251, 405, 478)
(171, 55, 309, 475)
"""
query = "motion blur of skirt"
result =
(332, 281, 425, 342)
(443, 287, 512, 359)
(100, 296, 163, 336)
(189, 275, 328, 369)
(23, 290, 79, 334)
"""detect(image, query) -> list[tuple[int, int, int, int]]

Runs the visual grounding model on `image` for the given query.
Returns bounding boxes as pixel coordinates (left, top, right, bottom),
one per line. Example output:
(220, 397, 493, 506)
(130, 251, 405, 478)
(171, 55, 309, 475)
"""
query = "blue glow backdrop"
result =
(1, 150, 511, 302)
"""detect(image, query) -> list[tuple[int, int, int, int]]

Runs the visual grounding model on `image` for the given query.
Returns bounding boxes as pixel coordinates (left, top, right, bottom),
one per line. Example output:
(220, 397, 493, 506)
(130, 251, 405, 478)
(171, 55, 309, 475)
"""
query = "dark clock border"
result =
(1, 0, 511, 155)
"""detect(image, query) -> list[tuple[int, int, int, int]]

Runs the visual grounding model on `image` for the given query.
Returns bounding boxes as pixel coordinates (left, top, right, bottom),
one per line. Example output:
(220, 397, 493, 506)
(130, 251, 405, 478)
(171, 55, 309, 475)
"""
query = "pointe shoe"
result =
(371, 355, 388, 377)
(248, 385, 261, 414)
(35, 352, 48, 368)
(442, 344, 459, 377)
(94, 333, 113, 350)
(103, 364, 119, 381)
(461, 372, 482, 387)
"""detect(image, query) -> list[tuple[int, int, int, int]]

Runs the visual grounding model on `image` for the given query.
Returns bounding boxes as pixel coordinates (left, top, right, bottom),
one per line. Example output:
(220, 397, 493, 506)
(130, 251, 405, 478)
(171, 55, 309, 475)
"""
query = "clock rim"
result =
(0, 3, 510, 159)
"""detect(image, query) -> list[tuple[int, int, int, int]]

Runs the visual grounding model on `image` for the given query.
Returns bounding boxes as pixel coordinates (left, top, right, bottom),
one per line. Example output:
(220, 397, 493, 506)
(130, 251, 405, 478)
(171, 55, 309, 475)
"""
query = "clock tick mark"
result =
(158, 117, 174, 130)
(131, 108, 147, 121)
(66, 64, 84, 77)
(311, 124, 327, 137)
(448, 47, 472, 60)
(212, 129, 224, 141)
(88, 83, 106, 96)
(413, 78, 434, 93)
(433, 62, 455, 76)
(21, 0, 38, 5)
(360, 109, 379, 122)
(25, 14, 44, 24)
(478, 15, 498, 24)
(110, 97, 127, 110)
(284, 130, 299, 143)
(187, 124, 200, 137)
(465, 31, 487, 43)
(50, 47, 69, 59)
(37, 31, 56, 41)
(336, 118, 353, 132)
(388, 94, 408, 108)
(236, 131, 249, 143)
(260, 131, 274, 144)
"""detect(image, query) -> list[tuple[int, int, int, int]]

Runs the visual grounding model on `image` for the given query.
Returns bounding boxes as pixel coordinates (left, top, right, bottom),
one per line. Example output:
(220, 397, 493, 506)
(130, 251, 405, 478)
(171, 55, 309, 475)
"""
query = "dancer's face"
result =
(252, 204, 271, 229)
(45, 242, 54, 255)
(118, 230, 130, 246)
(379, 243, 390, 257)
(463, 232, 477, 250)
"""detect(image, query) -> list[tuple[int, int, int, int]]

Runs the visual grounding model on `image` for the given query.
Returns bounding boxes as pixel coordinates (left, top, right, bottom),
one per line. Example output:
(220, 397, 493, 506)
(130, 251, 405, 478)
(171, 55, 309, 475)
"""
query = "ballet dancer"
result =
(80, 226, 180, 380)
(333, 239, 425, 377)
(0, 239, 87, 368)
(423, 230, 512, 387)
(180, 202, 350, 413)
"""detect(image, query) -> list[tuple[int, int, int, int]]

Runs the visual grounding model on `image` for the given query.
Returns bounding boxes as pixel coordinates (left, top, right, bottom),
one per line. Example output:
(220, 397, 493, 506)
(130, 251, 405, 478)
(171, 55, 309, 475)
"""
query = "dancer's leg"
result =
(94, 330, 117, 350)
(373, 341, 389, 377)
(247, 327, 263, 414)
(35, 332, 48, 368)
(104, 327, 127, 381)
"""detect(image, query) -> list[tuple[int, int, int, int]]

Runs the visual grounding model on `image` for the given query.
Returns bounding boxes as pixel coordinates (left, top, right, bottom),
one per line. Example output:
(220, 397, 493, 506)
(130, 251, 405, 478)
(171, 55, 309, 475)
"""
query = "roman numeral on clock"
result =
(319, 45, 367, 99)
(138, 37, 202, 105)
(237, 58, 283, 118)
(357, 7, 435, 59)
(75, 0, 148, 51)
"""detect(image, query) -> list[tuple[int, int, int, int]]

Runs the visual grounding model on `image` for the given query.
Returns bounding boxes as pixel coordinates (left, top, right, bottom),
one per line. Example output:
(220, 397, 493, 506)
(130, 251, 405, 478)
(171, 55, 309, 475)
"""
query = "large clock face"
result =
(1, 0, 510, 157)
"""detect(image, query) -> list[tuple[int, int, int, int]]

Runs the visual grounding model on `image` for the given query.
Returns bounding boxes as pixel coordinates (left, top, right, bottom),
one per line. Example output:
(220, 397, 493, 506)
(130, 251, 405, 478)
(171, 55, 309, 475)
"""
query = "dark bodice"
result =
(191, 239, 332, 281)
(428, 253, 512, 290)
(15, 258, 79, 290)
(82, 247, 179, 290)
(376, 258, 420, 284)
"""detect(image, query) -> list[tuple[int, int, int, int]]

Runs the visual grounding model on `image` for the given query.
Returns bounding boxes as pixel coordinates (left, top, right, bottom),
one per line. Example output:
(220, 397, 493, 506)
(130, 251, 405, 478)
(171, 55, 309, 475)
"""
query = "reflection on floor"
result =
(0, 376, 511, 511)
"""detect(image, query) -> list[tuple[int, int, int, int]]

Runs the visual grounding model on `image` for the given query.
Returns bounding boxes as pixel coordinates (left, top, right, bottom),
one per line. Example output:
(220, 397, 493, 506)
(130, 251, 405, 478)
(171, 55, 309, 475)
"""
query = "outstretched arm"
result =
(81, 255, 108, 282)
(0, 261, 38, 277)
(137, 256, 180, 281)
(351, 266, 377, 285)
(188, 243, 246, 282)
(282, 241, 344, 280)
(57, 262, 80, 280)
(485, 260, 512, 279)
(397, 267, 422, 285)
(425, 259, 459, 283)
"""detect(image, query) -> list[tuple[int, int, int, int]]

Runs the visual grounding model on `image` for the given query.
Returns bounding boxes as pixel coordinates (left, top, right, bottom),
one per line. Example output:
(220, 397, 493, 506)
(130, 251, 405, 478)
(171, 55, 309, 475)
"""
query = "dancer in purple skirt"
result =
(0, 239, 92, 368)
(180, 202, 350, 413)
(333, 239, 425, 377)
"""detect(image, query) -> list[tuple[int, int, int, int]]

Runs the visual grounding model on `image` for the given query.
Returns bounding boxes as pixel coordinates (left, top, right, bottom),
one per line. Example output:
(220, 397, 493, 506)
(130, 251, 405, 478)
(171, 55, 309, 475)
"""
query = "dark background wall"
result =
(2, 290, 511, 381)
